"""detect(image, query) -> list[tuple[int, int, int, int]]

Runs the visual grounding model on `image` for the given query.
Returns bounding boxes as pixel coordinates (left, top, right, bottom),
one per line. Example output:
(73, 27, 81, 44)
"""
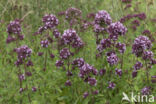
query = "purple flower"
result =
(116, 42, 126, 54)
(107, 22, 127, 38)
(65, 80, 72, 86)
(50, 53, 55, 59)
(137, 13, 146, 20)
(151, 76, 156, 83)
(83, 92, 89, 98)
(124, 4, 132, 10)
(6, 35, 16, 43)
(72, 58, 85, 68)
(92, 68, 98, 75)
(150, 59, 156, 65)
(26, 60, 33, 67)
(61, 29, 77, 44)
(141, 86, 151, 95)
(97, 38, 112, 52)
(132, 20, 140, 26)
(120, 14, 133, 23)
(88, 78, 97, 86)
(40, 39, 49, 48)
(53, 29, 61, 38)
(37, 26, 47, 34)
(55, 60, 64, 67)
(79, 63, 97, 78)
(42, 14, 59, 29)
(19, 88, 24, 93)
(7, 19, 21, 35)
(60, 48, 71, 59)
(133, 61, 143, 70)
(93, 24, 105, 33)
(108, 82, 116, 89)
(94, 10, 112, 26)
(115, 68, 122, 76)
(99, 69, 106, 76)
(25, 72, 32, 76)
(142, 51, 153, 60)
(19, 74, 25, 81)
(71, 37, 84, 48)
(106, 52, 118, 65)
(66, 71, 73, 76)
(38, 52, 43, 56)
(19, 35, 24, 40)
(16, 45, 32, 60)
(132, 70, 137, 78)
(142, 30, 151, 35)
(15, 59, 23, 66)
(32, 87, 37, 92)
(61, 29, 83, 48)
(132, 36, 152, 57)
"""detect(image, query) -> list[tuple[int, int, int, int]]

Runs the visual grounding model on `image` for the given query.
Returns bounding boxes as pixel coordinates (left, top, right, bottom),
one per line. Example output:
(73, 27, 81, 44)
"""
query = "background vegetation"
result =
(0, 0, 156, 104)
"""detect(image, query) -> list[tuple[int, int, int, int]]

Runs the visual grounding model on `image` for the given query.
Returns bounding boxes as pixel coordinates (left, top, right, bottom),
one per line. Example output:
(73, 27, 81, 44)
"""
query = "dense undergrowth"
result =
(0, 0, 156, 104)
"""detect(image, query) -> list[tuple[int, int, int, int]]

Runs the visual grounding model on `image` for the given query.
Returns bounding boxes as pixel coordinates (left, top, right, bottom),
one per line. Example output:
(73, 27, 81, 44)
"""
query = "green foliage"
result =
(0, 0, 156, 104)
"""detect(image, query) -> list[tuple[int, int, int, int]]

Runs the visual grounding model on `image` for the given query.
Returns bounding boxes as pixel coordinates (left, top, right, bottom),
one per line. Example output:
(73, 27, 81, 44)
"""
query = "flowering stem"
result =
(145, 60, 149, 84)
(24, 61, 31, 103)
(121, 53, 124, 69)
(44, 49, 48, 71)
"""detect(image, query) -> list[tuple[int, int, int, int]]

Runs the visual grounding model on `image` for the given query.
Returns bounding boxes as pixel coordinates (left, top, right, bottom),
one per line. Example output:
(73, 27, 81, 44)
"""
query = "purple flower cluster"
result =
(120, 13, 146, 23)
(132, 20, 140, 26)
(40, 39, 49, 48)
(6, 19, 24, 43)
(94, 10, 112, 26)
(55, 60, 64, 67)
(53, 29, 61, 38)
(141, 86, 151, 95)
(151, 76, 156, 83)
(72, 58, 85, 68)
(132, 36, 152, 57)
(116, 42, 126, 54)
(124, 4, 132, 10)
(79, 63, 98, 78)
(65, 80, 72, 86)
(134, 13, 146, 20)
(59, 48, 71, 59)
(106, 51, 118, 65)
(42, 14, 59, 29)
(61, 29, 83, 48)
(115, 68, 122, 76)
(15, 45, 32, 66)
(7, 19, 21, 35)
(94, 24, 105, 33)
(19, 74, 25, 81)
(133, 61, 143, 70)
(107, 22, 127, 40)
(97, 38, 111, 52)
(32, 87, 37, 92)
(108, 82, 116, 89)
(34, 14, 59, 35)
(83, 92, 89, 98)
(99, 69, 106, 76)
(142, 51, 153, 60)
(88, 78, 97, 86)
(16, 45, 32, 60)
(94, 10, 112, 33)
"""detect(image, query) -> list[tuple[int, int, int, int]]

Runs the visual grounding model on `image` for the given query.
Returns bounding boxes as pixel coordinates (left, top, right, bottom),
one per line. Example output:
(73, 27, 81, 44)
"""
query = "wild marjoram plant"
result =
(4, 2, 156, 103)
